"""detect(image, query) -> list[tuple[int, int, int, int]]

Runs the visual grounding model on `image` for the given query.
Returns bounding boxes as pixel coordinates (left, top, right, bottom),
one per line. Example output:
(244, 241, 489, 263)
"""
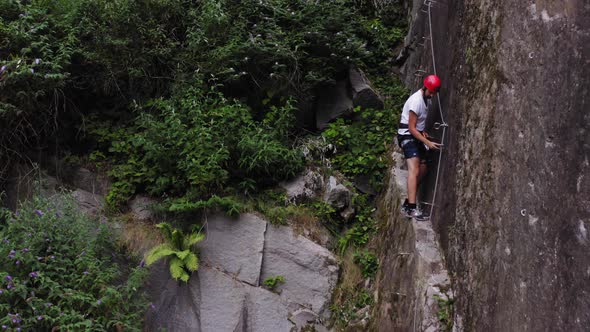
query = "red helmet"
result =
(423, 75, 441, 92)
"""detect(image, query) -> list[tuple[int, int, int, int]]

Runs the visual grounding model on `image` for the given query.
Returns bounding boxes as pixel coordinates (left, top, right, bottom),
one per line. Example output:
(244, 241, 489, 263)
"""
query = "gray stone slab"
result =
(199, 266, 294, 332)
(199, 213, 267, 286)
(261, 225, 339, 317)
(144, 261, 201, 332)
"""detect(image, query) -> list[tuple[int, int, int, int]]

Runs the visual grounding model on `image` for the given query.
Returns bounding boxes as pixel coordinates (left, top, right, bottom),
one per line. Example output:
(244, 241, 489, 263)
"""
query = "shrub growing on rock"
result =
(145, 222, 205, 282)
(0, 195, 148, 331)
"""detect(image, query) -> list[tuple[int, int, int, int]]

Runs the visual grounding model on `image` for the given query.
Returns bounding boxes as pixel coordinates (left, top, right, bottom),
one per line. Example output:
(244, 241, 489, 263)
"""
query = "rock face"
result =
(372, 151, 452, 332)
(145, 213, 339, 332)
(129, 195, 158, 221)
(315, 79, 353, 130)
(323, 176, 352, 211)
(348, 68, 384, 110)
(280, 168, 324, 203)
(384, 0, 590, 331)
(314, 69, 384, 130)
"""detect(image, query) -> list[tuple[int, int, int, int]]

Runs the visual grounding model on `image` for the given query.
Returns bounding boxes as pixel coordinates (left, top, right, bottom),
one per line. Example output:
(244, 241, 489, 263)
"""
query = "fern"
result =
(145, 223, 205, 282)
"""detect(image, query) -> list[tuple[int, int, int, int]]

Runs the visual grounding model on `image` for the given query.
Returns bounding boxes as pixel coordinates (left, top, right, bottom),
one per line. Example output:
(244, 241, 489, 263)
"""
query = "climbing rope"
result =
(425, 0, 448, 220)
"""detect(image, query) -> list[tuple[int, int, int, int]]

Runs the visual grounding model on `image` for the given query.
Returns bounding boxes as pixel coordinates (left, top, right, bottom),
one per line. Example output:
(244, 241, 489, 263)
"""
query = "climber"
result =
(397, 74, 441, 221)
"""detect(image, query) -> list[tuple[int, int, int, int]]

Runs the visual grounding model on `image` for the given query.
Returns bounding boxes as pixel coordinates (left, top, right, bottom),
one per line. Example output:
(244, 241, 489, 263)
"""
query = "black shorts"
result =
(397, 135, 431, 164)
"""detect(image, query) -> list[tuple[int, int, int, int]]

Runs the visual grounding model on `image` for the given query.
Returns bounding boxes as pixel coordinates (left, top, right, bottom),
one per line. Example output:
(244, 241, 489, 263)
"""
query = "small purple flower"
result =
(0, 65, 6, 73)
(139, 259, 145, 268)
(37, 257, 43, 261)
(150, 303, 156, 310)
(5, 276, 12, 281)
(83, 271, 89, 275)
(97, 299, 102, 305)
(46, 303, 52, 307)
(34, 210, 44, 217)
(30, 68, 34, 74)
(1, 325, 5, 329)
(16, 328, 20, 332)
(6, 284, 12, 290)
(2, 239, 9, 244)
(21, 248, 29, 253)
(50, 256, 55, 260)
(9, 250, 15, 255)
(0, 289, 3, 294)
(15, 260, 21, 265)
(37, 316, 43, 321)
(29, 271, 39, 278)
(35, 58, 41, 65)
(27, 233, 32, 237)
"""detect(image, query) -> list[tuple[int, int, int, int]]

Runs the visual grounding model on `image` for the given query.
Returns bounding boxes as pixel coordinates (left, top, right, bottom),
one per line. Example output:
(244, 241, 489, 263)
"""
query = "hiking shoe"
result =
(402, 207, 430, 221)
(410, 208, 430, 221)
(401, 204, 413, 218)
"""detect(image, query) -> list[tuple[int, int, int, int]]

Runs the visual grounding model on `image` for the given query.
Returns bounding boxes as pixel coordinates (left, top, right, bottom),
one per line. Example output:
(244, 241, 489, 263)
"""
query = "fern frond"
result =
(175, 250, 190, 260)
(169, 257, 187, 281)
(184, 231, 205, 247)
(183, 252, 199, 272)
(145, 244, 175, 266)
(171, 229, 184, 250)
(156, 223, 174, 242)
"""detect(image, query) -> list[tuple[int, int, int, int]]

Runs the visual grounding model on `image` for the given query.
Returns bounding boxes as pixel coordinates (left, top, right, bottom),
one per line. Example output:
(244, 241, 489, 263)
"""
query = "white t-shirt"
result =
(398, 89, 430, 135)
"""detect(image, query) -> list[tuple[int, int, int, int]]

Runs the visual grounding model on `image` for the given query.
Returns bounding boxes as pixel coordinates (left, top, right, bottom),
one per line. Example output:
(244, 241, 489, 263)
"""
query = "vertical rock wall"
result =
(378, 0, 590, 331)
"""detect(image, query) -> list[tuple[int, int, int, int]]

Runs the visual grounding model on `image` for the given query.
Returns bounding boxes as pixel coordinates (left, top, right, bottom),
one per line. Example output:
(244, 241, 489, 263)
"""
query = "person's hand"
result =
(426, 140, 441, 150)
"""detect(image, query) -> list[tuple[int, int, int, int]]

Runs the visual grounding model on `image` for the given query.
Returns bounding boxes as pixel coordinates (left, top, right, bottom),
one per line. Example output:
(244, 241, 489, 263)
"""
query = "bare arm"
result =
(408, 111, 440, 150)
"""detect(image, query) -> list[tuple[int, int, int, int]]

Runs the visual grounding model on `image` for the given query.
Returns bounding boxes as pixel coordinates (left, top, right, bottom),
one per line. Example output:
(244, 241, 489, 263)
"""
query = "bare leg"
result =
(406, 157, 420, 204)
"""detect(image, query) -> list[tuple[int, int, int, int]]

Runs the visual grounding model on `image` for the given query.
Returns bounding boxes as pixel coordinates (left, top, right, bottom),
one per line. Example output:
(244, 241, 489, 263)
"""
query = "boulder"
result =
(144, 261, 202, 332)
(348, 68, 384, 110)
(71, 189, 104, 216)
(261, 224, 339, 317)
(279, 169, 324, 203)
(289, 308, 318, 329)
(129, 195, 158, 221)
(315, 79, 353, 130)
(323, 176, 352, 211)
(199, 214, 266, 286)
(68, 167, 110, 196)
(145, 213, 339, 331)
(199, 266, 294, 332)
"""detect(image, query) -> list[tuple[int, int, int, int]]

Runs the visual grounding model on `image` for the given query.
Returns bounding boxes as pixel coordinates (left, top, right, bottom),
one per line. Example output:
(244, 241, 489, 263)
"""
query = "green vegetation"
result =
(0, 194, 148, 331)
(263, 275, 285, 292)
(1, 0, 410, 327)
(434, 294, 455, 331)
(353, 250, 379, 279)
(145, 223, 205, 282)
(322, 76, 408, 192)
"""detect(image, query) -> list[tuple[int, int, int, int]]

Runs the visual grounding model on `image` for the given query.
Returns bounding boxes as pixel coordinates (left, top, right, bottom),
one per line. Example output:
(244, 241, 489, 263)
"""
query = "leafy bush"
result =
(0, 194, 148, 331)
(263, 275, 285, 292)
(353, 250, 379, 279)
(336, 195, 377, 254)
(145, 223, 205, 282)
(317, 74, 408, 193)
(90, 84, 303, 209)
(434, 294, 455, 332)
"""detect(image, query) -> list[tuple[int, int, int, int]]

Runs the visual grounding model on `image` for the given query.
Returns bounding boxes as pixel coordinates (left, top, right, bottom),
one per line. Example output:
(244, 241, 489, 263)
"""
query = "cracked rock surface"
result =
(145, 213, 339, 332)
